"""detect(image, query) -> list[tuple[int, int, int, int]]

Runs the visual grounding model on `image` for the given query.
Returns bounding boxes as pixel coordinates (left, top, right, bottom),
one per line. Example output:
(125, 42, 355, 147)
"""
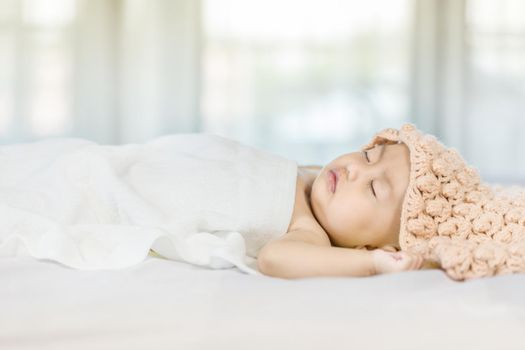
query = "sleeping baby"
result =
(2, 124, 524, 280)
(261, 123, 525, 281)
(257, 128, 426, 279)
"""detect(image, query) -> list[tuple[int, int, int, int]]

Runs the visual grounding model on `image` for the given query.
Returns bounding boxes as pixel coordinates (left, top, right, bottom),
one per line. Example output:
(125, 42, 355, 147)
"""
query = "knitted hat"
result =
(361, 123, 525, 281)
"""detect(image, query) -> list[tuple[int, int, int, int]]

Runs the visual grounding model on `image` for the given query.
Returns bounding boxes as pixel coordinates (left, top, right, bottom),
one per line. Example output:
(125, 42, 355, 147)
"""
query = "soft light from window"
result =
(202, 0, 411, 163)
(23, 0, 76, 26)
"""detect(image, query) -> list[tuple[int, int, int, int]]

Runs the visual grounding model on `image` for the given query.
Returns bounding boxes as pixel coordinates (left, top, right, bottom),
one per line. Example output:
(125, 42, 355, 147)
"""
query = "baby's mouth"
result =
(328, 169, 338, 193)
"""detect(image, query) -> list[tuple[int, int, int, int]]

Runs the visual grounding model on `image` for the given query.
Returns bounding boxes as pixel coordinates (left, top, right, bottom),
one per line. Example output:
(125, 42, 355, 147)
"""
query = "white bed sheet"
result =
(1, 256, 524, 350)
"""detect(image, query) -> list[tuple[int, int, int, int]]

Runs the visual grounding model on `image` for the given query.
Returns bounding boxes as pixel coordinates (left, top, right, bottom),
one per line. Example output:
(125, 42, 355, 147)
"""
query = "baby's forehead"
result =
(384, 142, 409, 156)
(378, 141, 404, 148)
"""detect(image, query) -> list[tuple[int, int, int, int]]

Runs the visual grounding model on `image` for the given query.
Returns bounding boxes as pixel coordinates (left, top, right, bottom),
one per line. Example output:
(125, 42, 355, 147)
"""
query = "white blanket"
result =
(0, 134, 298, 273)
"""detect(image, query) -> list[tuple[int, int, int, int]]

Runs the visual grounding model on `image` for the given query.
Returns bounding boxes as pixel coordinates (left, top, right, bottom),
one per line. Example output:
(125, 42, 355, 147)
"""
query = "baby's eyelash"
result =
(363, 150, 376, 197)
(368, 180, 376, 197)
(363, 150, 370, 162)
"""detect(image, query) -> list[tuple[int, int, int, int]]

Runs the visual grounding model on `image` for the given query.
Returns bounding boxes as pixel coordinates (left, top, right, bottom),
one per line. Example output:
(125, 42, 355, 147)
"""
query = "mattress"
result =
(1, 256, 524, 350)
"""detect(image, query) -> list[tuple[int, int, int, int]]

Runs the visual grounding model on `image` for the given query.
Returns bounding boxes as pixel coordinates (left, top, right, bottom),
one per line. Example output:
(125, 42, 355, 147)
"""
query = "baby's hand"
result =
(372, 249, 424, 275)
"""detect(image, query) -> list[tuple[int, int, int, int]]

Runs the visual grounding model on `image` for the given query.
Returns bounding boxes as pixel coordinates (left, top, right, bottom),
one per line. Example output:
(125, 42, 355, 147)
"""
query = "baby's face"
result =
(310, 142, 410, 250)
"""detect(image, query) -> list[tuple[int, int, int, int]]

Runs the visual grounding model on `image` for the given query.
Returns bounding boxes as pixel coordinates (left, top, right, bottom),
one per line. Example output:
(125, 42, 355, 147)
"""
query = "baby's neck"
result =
(287, 167, 323, 233)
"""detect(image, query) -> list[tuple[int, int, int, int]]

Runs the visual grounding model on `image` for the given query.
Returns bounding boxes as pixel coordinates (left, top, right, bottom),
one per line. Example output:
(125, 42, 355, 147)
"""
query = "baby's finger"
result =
(406, 254, 421, 270)
(395, 253, 413, 270)
(417, 256, 424, 268)
(389, 252, 418, 272)
(407, 255, 418, 270)
(413, 255, 424, 269)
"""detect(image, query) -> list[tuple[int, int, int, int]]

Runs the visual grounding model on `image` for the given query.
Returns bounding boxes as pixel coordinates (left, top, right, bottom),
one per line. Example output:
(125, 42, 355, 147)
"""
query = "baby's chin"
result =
(310, 171, 328, 201)
(308, 185, 330, 231)
(309, 180, 323, 217)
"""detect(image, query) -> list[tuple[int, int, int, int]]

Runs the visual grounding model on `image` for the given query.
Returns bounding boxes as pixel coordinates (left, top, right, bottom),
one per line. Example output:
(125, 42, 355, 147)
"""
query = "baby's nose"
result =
(344, 165, 356, 182)
(347, 160, 371, 182)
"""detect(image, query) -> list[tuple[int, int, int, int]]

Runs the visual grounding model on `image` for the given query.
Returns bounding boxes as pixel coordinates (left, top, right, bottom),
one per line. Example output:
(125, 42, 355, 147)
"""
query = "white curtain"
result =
(411, 0, 525, 183)
(0, 0, 524, 183)
(0, 0, 201, 144)
(201, 0, 411, 165)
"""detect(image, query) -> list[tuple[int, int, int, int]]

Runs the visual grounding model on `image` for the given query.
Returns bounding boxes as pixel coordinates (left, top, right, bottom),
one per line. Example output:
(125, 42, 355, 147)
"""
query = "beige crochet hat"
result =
(361, 123, 525, 281)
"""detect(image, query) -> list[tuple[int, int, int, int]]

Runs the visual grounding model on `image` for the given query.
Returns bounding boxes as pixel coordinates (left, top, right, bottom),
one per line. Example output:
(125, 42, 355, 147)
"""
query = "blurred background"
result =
(0, 0, 524, 183)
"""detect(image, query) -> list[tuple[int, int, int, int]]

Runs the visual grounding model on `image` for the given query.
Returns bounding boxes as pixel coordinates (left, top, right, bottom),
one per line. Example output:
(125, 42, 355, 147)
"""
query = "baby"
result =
(258, 130, 425, 278)
(260, 123, 525, 281)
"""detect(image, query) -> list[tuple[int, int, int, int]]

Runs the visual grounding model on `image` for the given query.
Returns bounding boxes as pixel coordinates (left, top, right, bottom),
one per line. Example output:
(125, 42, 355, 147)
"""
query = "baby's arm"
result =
(257, 229, 424, 278)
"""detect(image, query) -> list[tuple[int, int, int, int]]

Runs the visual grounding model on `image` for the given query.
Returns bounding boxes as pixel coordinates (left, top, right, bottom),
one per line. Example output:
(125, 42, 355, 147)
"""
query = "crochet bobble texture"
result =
(361, 124, 525, 281)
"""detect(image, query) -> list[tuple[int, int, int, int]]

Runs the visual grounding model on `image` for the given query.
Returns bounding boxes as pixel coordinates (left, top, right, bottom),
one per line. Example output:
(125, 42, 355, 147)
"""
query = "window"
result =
(0, 0, 75, 141)
(201, 0, 412, 164)
(464, 0, 525, 182)
(0, 0, 524, 183)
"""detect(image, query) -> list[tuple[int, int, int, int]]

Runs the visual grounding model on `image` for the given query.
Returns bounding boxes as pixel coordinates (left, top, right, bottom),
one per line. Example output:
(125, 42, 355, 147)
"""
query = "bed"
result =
(1, 255, 524, 350)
